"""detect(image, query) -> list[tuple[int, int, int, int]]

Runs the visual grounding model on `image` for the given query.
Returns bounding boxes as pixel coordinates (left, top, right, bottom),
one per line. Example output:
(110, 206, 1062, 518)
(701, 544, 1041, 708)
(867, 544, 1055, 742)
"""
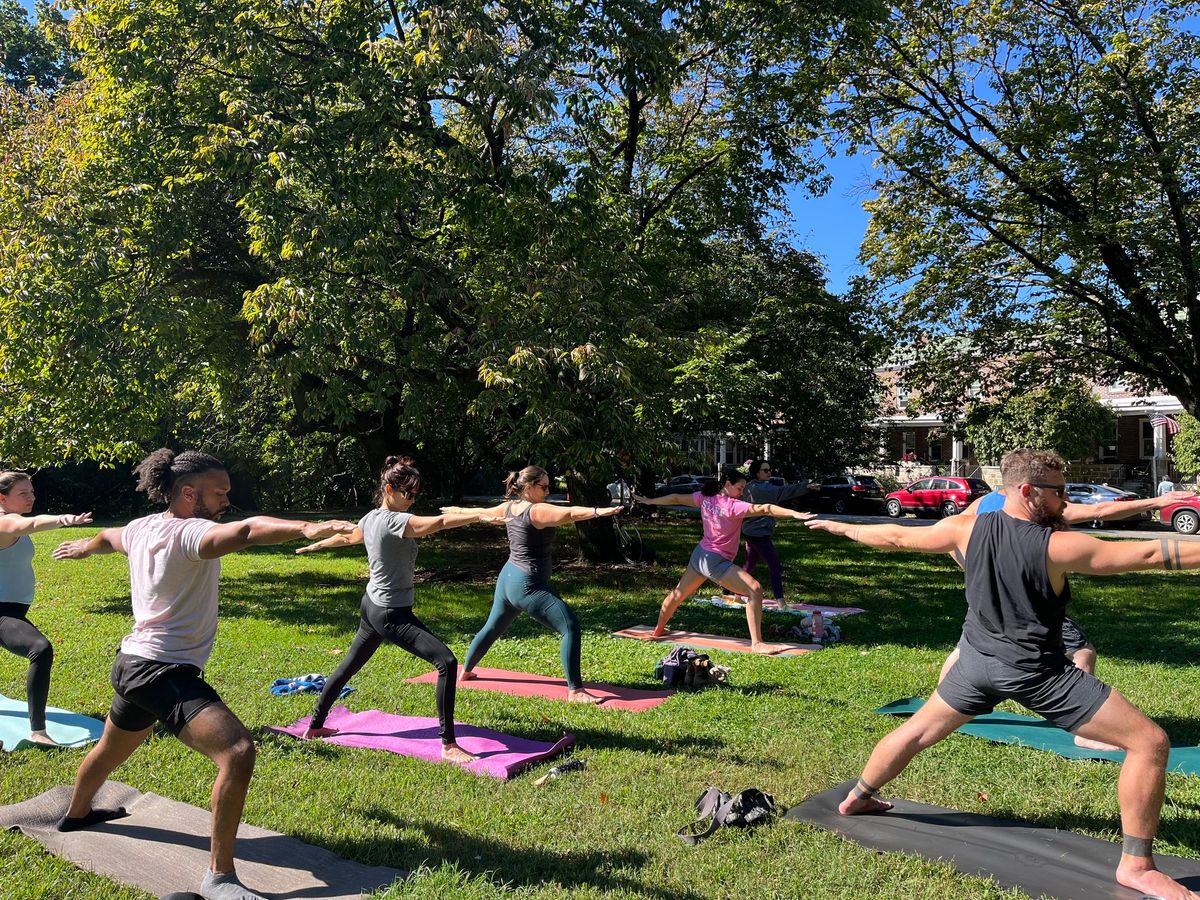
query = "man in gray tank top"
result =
(807, 449, 1200, 900)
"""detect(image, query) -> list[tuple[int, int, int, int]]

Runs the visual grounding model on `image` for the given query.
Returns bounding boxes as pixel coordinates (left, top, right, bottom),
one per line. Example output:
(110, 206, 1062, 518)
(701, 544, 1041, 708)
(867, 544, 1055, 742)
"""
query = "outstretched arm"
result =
(1061, 490, 1197, 525)
(440, 502, 510, 518)
(200, 517, 357, 559)
(1049, 530, 1200, 576)
(295, 527, 364, 554)
(52, 527, 126, 560)
(0, 512, 93, 538)
(528, 503, 621, 528)
(633, 493, 698, 508)
(406, 509, 506, 537)
(744, 503, 813, 521)
(806, 515, 971, 555)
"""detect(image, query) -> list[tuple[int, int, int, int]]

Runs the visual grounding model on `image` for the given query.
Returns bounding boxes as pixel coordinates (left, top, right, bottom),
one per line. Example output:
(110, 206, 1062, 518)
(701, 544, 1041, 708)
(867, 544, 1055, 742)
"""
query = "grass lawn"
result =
(3, 516, 1200, 899)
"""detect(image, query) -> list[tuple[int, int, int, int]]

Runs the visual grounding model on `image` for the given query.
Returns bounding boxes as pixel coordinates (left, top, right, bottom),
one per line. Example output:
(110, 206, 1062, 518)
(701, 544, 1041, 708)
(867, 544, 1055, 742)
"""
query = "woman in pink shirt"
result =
(635, 467, 812, 650)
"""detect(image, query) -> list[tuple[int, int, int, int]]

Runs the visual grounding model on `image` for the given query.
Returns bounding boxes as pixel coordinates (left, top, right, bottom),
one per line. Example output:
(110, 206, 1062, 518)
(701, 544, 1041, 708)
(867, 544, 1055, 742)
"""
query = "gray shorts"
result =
(937, 639, 1111, 732)
(1061, 616, 1091, 654)
(688, 545, 736, 582)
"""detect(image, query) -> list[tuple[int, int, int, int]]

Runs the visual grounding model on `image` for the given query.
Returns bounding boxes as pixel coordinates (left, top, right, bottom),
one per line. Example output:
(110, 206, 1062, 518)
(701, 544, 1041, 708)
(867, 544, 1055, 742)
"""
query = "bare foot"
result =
(651, 627, 669, 638)
(26, 730, 61, 748)
(441, 743, 478, 764)
(1116, 862, 1199, 900)
(567, 688, 604, 705)
(459, 669, 477, 682)
(751, 641, 775, 653)
(302, 726, 338, 740)
(838, 792, 894, 816)
(1074, 734, 1123, 753)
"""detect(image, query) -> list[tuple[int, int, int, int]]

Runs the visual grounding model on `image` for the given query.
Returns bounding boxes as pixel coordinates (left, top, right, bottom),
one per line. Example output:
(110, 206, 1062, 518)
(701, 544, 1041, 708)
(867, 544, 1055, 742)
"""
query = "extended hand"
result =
(598, 505, 622, 517)
(1162, 490, 1197, 505)
(790, 511, 816, 521)
(58, 512, 94, 527)
(301, 520, 358, 540)
(52, 539, 92, 560)
(476, 511, 507, 525)
(632, 494, 651, 504)
(803, 519, 842, 534)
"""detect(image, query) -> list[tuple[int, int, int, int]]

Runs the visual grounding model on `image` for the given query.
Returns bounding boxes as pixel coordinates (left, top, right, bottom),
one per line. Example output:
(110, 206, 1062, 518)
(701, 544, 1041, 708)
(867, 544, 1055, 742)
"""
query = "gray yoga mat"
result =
(0, 782, 407, 899)
(786, 780, 1200, 900)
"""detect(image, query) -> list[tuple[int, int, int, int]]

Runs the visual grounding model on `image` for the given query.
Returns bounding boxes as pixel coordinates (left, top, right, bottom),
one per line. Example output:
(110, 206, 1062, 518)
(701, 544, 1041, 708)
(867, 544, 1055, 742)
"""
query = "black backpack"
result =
(677, 786, 778, 845)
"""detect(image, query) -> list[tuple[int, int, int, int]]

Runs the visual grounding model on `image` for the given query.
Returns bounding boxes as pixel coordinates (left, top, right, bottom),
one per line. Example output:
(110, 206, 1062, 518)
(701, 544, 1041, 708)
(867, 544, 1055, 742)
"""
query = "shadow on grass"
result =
(340, 806, 705, 900)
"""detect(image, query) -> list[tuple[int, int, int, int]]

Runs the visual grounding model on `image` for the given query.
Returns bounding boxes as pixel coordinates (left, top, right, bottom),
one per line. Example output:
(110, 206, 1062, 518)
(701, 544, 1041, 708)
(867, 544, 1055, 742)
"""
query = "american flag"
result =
(1151, 414, 1182, 434)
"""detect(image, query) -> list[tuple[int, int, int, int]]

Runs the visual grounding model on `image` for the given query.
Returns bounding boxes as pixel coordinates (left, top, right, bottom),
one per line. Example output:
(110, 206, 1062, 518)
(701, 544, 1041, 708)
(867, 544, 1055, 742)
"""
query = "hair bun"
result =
(384, 455, 414, 469)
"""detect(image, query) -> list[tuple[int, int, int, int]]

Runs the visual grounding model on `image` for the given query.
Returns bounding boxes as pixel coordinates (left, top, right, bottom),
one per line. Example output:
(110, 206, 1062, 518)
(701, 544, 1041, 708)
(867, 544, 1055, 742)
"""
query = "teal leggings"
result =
(464, 562, 583, 689)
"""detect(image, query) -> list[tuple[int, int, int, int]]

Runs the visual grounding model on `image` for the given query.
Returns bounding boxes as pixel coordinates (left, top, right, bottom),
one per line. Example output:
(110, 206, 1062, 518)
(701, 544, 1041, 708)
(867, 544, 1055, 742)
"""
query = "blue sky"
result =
(17, 1, 871, 294)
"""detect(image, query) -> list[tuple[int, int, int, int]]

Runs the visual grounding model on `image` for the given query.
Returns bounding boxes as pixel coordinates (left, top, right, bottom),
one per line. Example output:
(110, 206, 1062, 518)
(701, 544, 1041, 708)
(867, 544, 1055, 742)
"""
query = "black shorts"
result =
(937, 639, 1111, 732)
(109, 652, 222, 735)
(1061, 616, 1091, 655)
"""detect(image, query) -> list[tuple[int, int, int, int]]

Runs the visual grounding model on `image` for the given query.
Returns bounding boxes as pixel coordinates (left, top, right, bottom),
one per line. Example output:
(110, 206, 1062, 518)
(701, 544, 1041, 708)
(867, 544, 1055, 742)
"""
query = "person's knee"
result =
(219, 733, 257, 777)
(433, 648, 458, 675)
(1071, 646, 1097, 671)
(27, 637, 53, 666)
(745, 578, 762, 598)
(1128, 721, 1170, 763)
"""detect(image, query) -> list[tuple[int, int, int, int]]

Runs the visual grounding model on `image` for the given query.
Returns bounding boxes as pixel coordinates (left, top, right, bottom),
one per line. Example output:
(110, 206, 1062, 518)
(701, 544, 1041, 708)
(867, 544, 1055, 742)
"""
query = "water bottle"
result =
(535, 758, 587, 786)
(811, 611, 825, 642)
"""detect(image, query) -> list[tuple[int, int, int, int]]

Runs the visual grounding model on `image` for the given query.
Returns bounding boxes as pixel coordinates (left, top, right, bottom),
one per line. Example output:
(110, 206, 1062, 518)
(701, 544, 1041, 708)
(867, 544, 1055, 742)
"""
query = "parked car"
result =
(1161, 497, 1200, 534)
(884, 477, 991, 518)
(812, 474, 884, 514)
(1065, 483, 1153, 528)
(653, 474, 715, 497)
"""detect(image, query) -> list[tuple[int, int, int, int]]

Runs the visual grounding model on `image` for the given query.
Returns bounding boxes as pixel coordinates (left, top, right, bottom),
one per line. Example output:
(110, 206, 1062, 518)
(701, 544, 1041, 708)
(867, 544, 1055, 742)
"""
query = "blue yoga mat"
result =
(878, 697, 1200, 774)
(0, 694, 105, 751)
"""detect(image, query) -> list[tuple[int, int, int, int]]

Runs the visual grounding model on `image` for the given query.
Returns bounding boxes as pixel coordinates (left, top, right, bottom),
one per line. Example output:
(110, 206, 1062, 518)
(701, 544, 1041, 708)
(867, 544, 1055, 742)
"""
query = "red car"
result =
(885, 476, 992, 518)
(1161, 497, 1200, 534)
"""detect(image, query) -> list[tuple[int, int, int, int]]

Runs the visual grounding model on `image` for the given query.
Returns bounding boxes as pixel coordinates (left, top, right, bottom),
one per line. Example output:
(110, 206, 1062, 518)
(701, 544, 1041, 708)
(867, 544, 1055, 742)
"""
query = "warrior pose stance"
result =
(296, 456, 499, 762)
(447, 466, 621, 704)
(809, 449, 1199, 900)
(52, 449, 355, 900)
(636, 466, 812, 650)
(0, 471, 92, 746)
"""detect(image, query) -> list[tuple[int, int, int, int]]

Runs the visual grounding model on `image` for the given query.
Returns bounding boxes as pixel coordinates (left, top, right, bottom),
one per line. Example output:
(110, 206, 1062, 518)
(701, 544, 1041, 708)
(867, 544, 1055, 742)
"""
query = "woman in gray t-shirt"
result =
(296, 457, 498, 763)
(0, 471, 92, 746)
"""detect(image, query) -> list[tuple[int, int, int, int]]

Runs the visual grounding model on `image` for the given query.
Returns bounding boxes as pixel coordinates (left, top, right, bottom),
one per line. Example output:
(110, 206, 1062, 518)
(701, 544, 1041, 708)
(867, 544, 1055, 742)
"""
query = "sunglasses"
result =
(1027, 482, 1066, 498)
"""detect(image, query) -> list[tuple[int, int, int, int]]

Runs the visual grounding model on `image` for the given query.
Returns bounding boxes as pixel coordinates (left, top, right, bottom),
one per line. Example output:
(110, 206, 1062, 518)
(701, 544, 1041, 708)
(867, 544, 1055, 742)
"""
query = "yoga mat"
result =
(0, 693, 105, 751)
(269, 706, 574, 779)
(406, 666, 674, 711)
(611, 625, 819, 655)
(878, 697, 1200, 774)
(0, 781, 406, 899)
(696, 596, 867, 617)
(786, 780, 1200, 899)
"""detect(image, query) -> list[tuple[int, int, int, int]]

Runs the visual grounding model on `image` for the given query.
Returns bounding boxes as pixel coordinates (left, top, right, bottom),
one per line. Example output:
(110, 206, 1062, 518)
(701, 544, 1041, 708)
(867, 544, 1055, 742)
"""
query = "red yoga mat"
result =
(406, 666, 674, 711)
(611, 625, 819, 655)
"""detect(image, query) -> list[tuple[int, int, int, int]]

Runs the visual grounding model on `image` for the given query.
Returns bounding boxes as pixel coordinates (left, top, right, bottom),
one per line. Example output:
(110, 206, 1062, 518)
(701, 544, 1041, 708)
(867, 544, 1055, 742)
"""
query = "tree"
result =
(962, 377, 1115, 465)
(839, 0, 1200, 415)
(1, 0, 75, 89)
(0, 0, 876, 559)
(1170, 412, 1200, 478)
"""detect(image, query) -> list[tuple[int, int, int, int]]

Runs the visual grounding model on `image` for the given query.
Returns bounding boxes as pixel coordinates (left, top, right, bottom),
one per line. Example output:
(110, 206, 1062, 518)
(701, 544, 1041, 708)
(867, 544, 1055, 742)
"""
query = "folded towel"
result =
(270, 675, 354, 699)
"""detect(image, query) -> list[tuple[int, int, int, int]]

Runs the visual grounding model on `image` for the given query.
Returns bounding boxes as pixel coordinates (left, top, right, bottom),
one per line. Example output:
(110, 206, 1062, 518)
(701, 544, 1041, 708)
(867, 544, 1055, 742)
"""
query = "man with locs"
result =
(807, 449, 1198, 900)
(51, 449, 356, 900)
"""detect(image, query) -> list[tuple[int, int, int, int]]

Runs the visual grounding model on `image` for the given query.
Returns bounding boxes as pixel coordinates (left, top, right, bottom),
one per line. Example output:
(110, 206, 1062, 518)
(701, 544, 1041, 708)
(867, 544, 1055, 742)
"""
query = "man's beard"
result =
(193, 498, 228, 521)
(1030, 496, 1066, 530)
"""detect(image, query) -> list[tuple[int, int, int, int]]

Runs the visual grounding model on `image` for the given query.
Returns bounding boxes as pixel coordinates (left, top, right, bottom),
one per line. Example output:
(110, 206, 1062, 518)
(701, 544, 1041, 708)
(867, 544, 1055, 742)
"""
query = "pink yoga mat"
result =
(611, 625, 819, 656)
(269, 706, 574, 780)
(406, 666, 674, 711)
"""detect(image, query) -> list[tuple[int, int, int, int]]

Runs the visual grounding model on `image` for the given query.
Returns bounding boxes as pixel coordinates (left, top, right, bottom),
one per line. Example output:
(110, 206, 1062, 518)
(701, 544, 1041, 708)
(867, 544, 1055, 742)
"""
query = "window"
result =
(931, 479, 952, 490)
(1141, 419, 1155, 459)
(902, 430, 916, 455)
(909, 479, 933, 491)
(896, 382, 909, 410)
(928, 442, 943, 461)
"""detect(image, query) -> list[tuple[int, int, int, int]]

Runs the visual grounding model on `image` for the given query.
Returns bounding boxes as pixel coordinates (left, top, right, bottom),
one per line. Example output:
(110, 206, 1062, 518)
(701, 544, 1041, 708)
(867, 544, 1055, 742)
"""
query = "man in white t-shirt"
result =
(51, 449, 355, 900)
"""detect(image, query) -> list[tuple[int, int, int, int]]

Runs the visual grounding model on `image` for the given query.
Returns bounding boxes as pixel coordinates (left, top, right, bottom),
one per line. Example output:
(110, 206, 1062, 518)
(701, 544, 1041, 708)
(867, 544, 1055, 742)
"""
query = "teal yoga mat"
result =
(878, 697, 1200, 774)
(0, 694, 105, 751)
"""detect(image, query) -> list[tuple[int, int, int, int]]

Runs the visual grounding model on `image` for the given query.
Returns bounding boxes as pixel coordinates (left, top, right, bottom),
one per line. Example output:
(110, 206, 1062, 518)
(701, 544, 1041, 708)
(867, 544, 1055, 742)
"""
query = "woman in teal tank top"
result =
(0, 472, 93, 746)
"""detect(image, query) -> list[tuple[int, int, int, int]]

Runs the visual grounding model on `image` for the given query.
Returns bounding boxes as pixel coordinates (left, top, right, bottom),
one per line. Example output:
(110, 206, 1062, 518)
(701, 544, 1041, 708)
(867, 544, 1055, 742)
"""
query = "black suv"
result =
(812, 474, 884, 514)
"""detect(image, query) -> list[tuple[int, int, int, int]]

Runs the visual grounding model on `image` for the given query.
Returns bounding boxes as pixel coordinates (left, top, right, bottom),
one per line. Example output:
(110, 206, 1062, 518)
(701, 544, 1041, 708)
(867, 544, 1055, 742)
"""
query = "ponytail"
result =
(0, 471, 31, 495)
(378, 455, 421, 502)
(504, 465, 548, 498)
(703, 466, 746, 496)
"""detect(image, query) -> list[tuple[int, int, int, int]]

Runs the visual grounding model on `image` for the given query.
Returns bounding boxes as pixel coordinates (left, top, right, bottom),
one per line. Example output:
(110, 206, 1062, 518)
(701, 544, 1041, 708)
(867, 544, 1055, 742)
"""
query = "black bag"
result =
(677, 786, 778, 845)
(654, 647, 714, 688)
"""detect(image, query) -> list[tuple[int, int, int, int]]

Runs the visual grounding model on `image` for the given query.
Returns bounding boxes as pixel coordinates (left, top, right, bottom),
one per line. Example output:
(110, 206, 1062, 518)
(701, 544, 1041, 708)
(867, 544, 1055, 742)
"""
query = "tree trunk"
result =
(566, 474, 625, 563)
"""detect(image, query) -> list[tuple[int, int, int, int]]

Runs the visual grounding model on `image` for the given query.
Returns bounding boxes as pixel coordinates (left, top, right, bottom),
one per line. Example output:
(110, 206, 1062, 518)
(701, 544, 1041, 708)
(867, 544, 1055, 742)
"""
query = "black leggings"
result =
(312, 595, 460, 744)
(0, 602, 53, 732)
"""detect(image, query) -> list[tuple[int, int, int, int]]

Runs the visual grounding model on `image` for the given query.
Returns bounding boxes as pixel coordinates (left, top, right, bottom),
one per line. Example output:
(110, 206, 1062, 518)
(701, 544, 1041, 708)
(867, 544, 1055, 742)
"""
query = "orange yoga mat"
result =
(611, 625, 819, 656)
(406, 666, 674, 711)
